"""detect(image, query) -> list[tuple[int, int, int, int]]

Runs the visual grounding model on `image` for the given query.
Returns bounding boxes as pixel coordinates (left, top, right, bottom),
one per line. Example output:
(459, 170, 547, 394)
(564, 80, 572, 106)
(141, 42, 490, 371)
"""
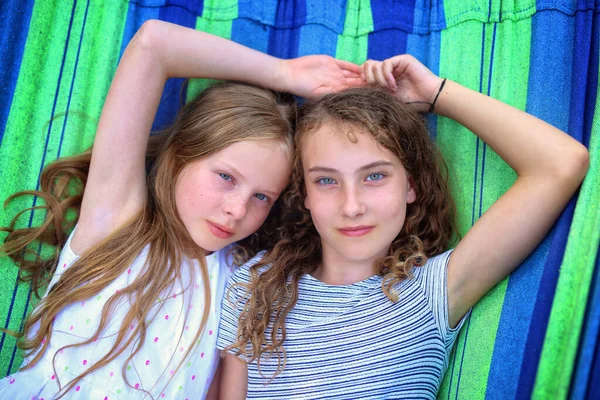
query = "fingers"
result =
(362, 60, 376, 85)
(336, 59, 362, 74)
(342, 69, 361, 78)
(382, 59, 398, 90)
(343, 76, 369, 88)
(362, 59, 396, 90)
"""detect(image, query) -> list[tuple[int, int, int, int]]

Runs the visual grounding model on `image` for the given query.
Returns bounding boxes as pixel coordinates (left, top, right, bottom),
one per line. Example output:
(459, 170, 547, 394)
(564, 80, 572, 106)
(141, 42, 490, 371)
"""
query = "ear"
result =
(406, 177, 417, 204)
(304, 190, 311, 210)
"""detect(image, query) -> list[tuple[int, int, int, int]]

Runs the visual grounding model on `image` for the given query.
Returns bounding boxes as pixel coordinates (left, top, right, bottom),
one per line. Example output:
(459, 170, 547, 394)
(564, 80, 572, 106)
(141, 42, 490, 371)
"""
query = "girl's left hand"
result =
(282, 56, 365, 98)
(362, 54, 444, 112)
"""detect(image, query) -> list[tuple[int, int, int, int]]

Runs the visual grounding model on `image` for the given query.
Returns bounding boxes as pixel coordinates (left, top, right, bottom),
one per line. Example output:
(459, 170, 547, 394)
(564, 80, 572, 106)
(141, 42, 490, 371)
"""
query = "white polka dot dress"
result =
(0, 230, 234, 399)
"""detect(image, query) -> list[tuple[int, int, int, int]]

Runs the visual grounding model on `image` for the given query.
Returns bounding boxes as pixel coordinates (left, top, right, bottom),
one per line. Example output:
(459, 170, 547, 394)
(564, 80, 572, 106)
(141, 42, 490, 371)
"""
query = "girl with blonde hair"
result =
(0, 20, 362, 399)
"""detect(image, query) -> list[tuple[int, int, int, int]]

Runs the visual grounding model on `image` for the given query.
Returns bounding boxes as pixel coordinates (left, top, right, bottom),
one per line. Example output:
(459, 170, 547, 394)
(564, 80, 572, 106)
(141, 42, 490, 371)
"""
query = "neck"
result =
(311, 242, 382, 285)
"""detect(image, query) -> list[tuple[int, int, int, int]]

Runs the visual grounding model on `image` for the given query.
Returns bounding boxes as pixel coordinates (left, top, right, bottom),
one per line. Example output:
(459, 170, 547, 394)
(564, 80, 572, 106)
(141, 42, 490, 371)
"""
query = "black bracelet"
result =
(428, 78, 447, 113)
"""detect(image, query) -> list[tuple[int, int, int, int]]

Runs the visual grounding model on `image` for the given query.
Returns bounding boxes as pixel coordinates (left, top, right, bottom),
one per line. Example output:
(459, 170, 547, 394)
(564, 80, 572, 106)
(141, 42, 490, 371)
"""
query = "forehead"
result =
(207, 140, 292, 189)
(301, 123, 397, 168)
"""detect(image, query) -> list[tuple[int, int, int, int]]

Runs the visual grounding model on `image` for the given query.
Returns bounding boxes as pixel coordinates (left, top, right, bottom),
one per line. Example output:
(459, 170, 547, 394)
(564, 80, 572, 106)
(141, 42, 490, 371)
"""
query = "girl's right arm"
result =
(219, 354, 248, 400)
(73, 20, 362, 254)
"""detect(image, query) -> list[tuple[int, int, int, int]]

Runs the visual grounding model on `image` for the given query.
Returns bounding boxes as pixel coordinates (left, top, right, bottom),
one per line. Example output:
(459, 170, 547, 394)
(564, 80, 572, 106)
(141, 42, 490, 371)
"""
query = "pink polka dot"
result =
(172, 294, 177, 299)
(51, 375, 55, 380)
(135, 383, 140, 389)
(145, 360, 150, 366)
(191, 375, 196, 380)
(115, 290, 119, 294)
(59, 349, 64, 354)
(9, 378, 15, 384)
(127, 269, 131, 274)
(195, 283, 199, 289)
(185, 325, 189, 330)
(62, 263, 67, 269)
(170, 370, 175, 375)
(70, 326, 74, 331)
(154, 337, 159, 342)
(83, 360, 87, 365)
(110, 372, 114, 377)
(161, 394, 165, 398)
(76, 386, 80, 391)
(81, 302, 85, 306)
(104, 397, 109, 400)
(130, 325, 134, 330)
(41, 338, 46, 344)
(189, 304, 194, 309)
(180, 347, 184, 352)
(209, 330, 213, 335)
(164, 315, 169, 320)
(201, 352, 204, 358)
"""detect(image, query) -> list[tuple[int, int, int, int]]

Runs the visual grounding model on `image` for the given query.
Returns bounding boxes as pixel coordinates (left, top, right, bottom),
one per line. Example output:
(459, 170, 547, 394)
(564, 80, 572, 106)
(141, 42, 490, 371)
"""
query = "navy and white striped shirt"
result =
(217, 250, 468, 399)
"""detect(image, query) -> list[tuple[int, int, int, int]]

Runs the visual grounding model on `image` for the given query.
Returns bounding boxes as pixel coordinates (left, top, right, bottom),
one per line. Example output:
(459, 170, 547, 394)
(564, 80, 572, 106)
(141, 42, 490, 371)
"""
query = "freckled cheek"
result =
(239, 210, 270, 237)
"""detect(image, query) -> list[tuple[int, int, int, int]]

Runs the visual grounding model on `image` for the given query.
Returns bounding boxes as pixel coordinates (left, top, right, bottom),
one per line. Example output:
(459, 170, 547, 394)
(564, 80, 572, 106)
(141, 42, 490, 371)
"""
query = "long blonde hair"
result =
(227, 87, 456, 377)
(1, 82, 295, 397)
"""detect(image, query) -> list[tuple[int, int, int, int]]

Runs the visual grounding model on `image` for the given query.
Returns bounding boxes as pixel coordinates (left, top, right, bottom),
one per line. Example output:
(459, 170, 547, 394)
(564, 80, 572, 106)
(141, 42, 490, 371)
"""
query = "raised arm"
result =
(363, 55, 589, 327)
(73, 20, 362, 254)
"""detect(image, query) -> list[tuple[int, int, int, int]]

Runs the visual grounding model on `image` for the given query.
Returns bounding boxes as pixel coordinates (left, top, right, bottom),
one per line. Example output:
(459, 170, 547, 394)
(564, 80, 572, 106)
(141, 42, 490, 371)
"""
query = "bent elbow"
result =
(566, 143, 590, 183)
(130, 19, 163, 53)
(551, 143, 590, 188)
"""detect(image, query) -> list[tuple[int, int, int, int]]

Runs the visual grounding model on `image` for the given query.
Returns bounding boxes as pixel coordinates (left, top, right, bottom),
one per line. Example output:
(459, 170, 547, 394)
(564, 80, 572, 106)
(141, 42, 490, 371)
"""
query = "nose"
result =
(222, 195, 248, 220)
(340, 185, 366, 218)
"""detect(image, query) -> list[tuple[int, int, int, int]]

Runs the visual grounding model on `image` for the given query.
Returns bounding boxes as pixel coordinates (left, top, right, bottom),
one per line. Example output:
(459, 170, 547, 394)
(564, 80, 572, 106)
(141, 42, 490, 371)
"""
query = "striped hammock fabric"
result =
(1, 1, 598, 399)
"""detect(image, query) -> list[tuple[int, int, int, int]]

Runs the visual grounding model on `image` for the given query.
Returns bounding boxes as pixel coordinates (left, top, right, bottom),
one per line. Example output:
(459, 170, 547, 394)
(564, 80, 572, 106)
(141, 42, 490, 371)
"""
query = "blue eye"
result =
(255, 193, 268, 202)
(317, 177, 336, 185)
(366, 173, 384, 181)
(219, 173, 233, 181)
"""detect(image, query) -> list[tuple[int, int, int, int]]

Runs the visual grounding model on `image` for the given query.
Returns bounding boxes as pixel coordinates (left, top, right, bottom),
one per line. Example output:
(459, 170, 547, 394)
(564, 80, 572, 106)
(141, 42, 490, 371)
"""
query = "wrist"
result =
(430, 79, 456, 117)
(272, 59, 291, 93)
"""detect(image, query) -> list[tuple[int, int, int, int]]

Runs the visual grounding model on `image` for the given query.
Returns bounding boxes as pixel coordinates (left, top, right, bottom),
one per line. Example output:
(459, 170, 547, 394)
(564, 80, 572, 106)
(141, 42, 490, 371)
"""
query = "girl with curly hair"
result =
(0, 20, 363, 400)
(217, 54, 589, 399)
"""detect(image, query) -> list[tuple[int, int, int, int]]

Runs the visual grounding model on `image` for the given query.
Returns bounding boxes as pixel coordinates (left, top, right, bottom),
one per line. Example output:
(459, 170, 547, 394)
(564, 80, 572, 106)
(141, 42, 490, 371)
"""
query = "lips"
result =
(338, 226, 374, 237)
(206, 221, 235, 239)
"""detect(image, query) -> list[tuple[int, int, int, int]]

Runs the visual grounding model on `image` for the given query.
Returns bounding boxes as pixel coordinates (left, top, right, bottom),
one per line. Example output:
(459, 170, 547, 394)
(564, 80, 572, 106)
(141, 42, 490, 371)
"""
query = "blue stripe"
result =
(267, 0, 306, 58)
(127, 0, 204, 17)
(516, 10, 577, 396)
(486, 237, 551, 399)
(152, 3, 200, 130)
(367, 0, 415, 61)
(0, 0, 36, 147)
(231, 19, 270, 54)
(570, 11, 599, 398)
(407, 0, 443, 139)
(297, 24, 337, 57)
(0, 0, 79, 357)
(571, 247, 600, 399)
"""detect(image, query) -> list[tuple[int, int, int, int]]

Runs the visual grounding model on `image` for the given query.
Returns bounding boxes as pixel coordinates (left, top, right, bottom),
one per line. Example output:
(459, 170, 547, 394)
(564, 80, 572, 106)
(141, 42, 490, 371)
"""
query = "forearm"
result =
(435, 80, 588, 181)
(142, 20, 286, 91)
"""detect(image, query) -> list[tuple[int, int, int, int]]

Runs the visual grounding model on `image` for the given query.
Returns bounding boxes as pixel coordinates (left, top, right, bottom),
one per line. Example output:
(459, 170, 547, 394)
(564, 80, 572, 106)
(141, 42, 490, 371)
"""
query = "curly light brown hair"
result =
(226, 87, 457, 378)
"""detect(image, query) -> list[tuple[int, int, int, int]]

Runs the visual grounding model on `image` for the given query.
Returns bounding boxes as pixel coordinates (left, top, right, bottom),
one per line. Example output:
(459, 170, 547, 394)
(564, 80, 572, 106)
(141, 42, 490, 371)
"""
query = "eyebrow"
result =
(307, 161, 394, 174)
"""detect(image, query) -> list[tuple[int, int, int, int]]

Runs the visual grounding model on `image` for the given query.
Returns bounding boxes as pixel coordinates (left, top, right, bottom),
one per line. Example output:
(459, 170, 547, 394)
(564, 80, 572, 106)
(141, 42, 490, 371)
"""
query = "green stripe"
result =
(334, 0, 371, 64)
(187, 0, 237, 102)
(533, 59, 600, 400)
(437, 17, 532, 399)
(442, 0, 537, 27)
(0, 0, 129, 374)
